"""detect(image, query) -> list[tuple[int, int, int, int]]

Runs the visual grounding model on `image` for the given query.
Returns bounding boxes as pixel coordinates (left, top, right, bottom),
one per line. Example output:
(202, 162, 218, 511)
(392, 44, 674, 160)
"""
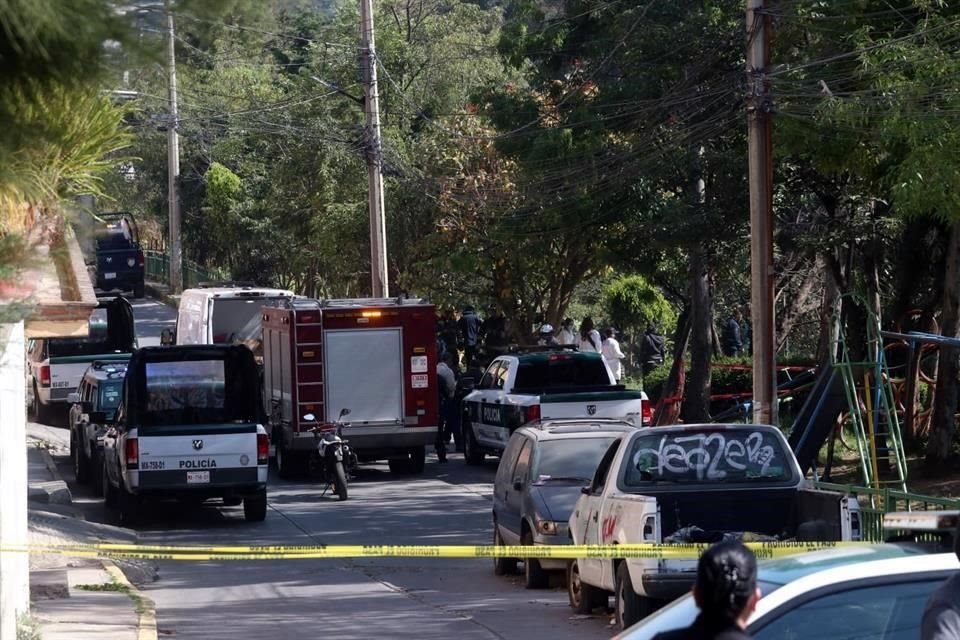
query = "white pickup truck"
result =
(461, 349, 650, 465)
(567, 423, 862, 630)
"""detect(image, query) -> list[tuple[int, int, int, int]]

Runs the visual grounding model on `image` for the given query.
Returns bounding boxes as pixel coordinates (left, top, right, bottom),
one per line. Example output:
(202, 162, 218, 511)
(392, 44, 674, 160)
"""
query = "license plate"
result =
(104, 272, 116, 280)
(186, 471, 210, 484)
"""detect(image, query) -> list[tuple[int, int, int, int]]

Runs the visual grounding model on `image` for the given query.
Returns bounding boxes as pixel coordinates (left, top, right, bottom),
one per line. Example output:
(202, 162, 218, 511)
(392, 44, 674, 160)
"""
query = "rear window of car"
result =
(513, 357, 611, 391)
(96, 228, 134, 250)
(48, 309, 117, 357)
(99, 381, 122, 412)
(142, 360, 227, 426)
(622, 427, 796, 487)
(210, 297, 287, 344)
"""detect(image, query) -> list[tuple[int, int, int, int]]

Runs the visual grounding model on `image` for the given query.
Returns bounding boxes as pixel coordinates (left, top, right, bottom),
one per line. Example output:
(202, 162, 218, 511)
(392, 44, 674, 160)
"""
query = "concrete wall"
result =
(0, 322, 28, 639)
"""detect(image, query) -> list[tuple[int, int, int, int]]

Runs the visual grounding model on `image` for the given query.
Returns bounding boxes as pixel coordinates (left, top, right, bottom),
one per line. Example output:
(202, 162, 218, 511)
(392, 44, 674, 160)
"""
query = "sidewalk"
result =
(143, 280, 179, 309)
(27, 426, 157, 640)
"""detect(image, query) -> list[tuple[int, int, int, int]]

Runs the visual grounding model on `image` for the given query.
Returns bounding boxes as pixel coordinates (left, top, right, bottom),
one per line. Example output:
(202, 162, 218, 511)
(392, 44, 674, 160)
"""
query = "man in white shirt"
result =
(601, 327, 626, 381)
(558, 318, 577, 346)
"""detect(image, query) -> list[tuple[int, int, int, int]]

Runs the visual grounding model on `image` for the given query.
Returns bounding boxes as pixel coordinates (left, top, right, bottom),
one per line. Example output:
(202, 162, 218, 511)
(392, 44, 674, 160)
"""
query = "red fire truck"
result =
(262, 297, 439, 477)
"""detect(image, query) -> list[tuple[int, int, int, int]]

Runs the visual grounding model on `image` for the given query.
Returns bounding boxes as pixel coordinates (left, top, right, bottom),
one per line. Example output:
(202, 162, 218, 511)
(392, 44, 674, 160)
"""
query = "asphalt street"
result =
(42, 295, 614, 640)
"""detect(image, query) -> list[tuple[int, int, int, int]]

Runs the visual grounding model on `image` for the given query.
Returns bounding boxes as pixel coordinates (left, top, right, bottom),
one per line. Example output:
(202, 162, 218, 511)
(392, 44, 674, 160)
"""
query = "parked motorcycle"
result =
(303, 408, 356, 501)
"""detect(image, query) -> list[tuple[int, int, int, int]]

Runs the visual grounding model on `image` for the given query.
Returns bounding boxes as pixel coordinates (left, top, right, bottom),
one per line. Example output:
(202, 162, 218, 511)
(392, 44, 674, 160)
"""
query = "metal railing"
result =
(813, 480, 960, 541)
(143, 250, 226, 290)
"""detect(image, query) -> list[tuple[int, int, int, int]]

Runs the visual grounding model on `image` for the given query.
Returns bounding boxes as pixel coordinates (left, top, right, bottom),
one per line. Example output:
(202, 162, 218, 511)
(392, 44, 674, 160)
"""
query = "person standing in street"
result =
(458, 305, 482, 367)
(601, 327, 626, 381)
(639, 323, 667, 376)
(538, 323, 558, 346)
(440, 309, 460, 367)
(739, 304, 752, 356)
(435, 353, 457, 463)
(722, 310, 743, 357)
(652, 541, 760, 640)
(579, 317, 603, 353)
(558, 318, 577, 346)
(921, 518, 960, 640)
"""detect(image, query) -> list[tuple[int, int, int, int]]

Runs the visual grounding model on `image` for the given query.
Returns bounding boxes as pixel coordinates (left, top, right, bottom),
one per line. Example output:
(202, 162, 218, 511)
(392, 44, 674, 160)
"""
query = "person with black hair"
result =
(653, 541, 761, 640)
(921, 519, 960, 640)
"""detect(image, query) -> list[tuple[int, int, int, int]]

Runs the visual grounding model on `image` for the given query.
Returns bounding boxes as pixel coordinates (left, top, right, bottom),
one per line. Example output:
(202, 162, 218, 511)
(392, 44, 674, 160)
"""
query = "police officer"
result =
(652, 540, 760, 640)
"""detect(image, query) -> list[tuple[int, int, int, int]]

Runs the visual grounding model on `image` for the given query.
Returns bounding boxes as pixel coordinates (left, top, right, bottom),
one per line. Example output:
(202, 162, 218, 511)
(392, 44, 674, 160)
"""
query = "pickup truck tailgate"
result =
(137, 425, 260, 488)
(540, 390, 644, 423)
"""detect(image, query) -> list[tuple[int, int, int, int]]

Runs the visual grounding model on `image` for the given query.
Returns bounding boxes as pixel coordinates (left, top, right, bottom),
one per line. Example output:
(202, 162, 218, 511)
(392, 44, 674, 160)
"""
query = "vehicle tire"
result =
(103, 463, 118, 507)
(522, 531, 549, 589)
(276, 442, 299, 479)
(72, 433, 90, 484)
(133, 281, 145, 299)
(464, 426, 484, 466)
(387, 458, 410, 474)
(333, 462, 348, 501)
(31, 383, 48, 425)
(492, 527, 517, 576)
(615, 562, 653, 630)
(568, 559, 605, 614)
(119, 488, 140, 525)
(91, 451, 104, 497)
(797, 519, 832, 541)
(409, 447, 426, 475)
(244, 490, 268, 522)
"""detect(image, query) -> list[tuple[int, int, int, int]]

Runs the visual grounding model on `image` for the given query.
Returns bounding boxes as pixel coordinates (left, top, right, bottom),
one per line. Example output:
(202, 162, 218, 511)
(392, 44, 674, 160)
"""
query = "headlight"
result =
(537, 520, 559, 535)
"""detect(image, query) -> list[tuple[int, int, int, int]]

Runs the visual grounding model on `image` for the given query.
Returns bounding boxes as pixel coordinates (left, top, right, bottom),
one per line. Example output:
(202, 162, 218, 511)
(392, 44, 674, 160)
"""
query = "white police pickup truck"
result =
(567, 423, 862, 630)
(461, 349, 650, 465)
(102, 345, 269, 524)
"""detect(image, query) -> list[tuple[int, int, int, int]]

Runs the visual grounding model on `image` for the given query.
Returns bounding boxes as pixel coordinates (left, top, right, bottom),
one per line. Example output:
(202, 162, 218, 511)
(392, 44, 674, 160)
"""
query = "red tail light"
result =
(137, 250, 145, 268)
(257, 433, 269, 464)
(525, 404, 541, 424)
(125, 437, 139, 468)
(642, 402, 653, 426)
(38, 365, 50, 387)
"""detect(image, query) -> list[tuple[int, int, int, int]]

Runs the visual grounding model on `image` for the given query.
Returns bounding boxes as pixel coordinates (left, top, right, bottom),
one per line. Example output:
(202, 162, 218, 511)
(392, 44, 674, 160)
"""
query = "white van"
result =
(163, 285, 295, 347)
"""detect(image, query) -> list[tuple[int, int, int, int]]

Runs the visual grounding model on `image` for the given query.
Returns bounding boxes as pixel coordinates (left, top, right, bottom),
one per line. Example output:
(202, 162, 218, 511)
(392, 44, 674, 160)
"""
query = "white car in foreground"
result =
(616, 538, 957, 640)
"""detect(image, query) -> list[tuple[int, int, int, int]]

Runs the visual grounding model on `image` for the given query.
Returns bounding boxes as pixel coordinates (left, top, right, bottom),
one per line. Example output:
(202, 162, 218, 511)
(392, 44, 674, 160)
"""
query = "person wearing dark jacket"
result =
(722, 311, 743, 357)
(639, 324, 667, 376)
(458, 305, 482, 366)
(652, 541, 760, 640)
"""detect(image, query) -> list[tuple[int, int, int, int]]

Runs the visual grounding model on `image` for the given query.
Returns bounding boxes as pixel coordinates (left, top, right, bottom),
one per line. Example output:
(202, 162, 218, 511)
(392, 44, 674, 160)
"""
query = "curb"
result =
(102, 560, 158, 640)
(31, 443, 72, 505)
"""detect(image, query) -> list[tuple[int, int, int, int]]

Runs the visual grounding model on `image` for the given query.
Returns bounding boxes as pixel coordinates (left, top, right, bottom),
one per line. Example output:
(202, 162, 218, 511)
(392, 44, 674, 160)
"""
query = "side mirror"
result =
(302, 413, 316, 422)
(160, 328, 175, 345)
(581, 484, 592, 495)
(339, 408, 351, 418)
(89, 411, 108, 424)
(67, 392, 81, 404)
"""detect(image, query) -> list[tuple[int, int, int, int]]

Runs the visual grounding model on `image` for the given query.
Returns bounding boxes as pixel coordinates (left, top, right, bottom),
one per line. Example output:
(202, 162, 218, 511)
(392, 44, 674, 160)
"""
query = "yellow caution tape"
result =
(0, 541, 870, 562)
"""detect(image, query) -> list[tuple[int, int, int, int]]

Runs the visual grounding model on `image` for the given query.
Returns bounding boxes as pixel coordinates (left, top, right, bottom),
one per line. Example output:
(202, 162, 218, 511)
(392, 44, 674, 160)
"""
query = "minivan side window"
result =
(513, 440, 533, 485)
(496, 435, 526, 488)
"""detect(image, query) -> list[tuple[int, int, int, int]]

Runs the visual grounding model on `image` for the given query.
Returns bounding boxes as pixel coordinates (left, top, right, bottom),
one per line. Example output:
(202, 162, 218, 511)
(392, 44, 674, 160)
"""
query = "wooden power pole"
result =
(359, 0, 389, 298)
(165, 0, 183, 293)
(746, 0, 776, 424)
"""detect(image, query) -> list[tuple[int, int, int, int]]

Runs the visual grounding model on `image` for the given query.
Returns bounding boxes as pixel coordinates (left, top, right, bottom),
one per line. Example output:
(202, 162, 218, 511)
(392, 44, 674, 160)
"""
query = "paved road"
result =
(44, 296, 615, 640)
(130, 297, 176, 346)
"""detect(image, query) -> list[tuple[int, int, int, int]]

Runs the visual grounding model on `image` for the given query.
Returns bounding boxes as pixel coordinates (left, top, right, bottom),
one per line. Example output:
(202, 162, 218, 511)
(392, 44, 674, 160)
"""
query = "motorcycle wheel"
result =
(333, 461, 348, 501)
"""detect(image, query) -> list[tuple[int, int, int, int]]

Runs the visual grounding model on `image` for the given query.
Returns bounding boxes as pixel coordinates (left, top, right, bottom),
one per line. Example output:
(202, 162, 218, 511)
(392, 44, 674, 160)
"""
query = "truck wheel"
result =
(409, 447, 426, 474)
(522, 532, 549, 589)
(388, 458, 411, 474)
(464, 427, 484, 466)
(133, 281, 145, 299)
(30, 383, 48, 424)
(568, 559, 605, 613)
(72, 432, 90, 484)
(119, 489, 141, 525)
(615, 562, 653, 629)
(493, 527, 517, 576)
(91, 451, 104, 497)
(276, 443, 300, 479)
(244, 490, 268, 522)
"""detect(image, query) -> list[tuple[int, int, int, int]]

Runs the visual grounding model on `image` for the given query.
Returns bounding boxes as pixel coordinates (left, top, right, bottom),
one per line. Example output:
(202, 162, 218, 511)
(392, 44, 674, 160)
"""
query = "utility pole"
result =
(165, 0, 183, 293)
(746, 0, 776, 425)
(359, 0, 389, 298)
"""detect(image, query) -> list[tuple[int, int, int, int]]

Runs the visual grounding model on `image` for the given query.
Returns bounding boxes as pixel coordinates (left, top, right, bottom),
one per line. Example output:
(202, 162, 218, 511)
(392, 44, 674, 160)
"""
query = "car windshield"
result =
(210, 297, 286, 344)
(513, 356, 611, 391)
(533, 436, 618, 482)
(142, 360, 228, 426)
(617, 580, 782, 639)
(623, 427, 796, 486)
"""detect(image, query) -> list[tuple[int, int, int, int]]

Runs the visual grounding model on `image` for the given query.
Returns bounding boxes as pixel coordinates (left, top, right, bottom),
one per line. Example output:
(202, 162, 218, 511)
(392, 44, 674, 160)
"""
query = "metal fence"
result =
(144, 250, 225, 289)
(813, 480, 960, 541)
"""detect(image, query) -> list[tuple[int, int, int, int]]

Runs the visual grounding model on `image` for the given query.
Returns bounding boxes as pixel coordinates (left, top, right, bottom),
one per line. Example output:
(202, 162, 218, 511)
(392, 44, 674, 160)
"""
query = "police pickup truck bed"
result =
(568, 423, 861, 630)
(461, 349, 650, 464)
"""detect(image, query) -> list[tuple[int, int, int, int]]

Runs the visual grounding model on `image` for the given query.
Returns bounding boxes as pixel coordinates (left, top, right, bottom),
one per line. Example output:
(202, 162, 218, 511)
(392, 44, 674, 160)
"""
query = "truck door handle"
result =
(592, 512, 598, 522)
